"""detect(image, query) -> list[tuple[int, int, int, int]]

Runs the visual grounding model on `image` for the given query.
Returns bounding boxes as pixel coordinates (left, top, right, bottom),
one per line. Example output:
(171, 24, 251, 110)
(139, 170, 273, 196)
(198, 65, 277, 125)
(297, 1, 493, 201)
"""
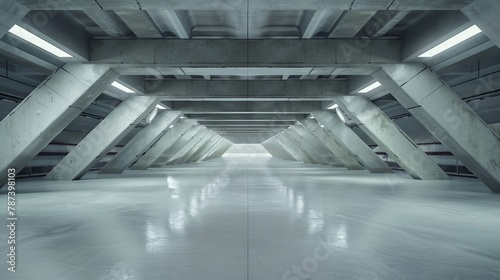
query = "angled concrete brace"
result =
(262, 139, 295, 161)
(188, 135, 222, 163)
(262, 141, 281, 159)
(276, 133, 313, 163)
(271, 138, 299, 161)
(375, 64, 500, 192)
(131, 119, 197, 169)
(150, 125, 205, 167)
(290, 125, 344, 167)
(212, 141, 232, 159)
(262, 139, 283, 160)
(175, 131, 216, 164)
(197, 137, 224, 162)
(167, 129, 213, 165)
(284, 129, 329, 165)
(191, 136, 221, 162)
(299, 119, 364, 170)
(0, 64, 118, 187)
(334, 96, 450, 180)
(311, 111, 393, 173)
(265, 139, 294, 161)
(45, 96, 160, 180)
(462, 0, 500, 48)
(270, 136, 298, 161)
(0, 0, 29, 37)
(204, 140, 231, 160)
(99, 110, 183, 174)
(202, 140, 224, 161)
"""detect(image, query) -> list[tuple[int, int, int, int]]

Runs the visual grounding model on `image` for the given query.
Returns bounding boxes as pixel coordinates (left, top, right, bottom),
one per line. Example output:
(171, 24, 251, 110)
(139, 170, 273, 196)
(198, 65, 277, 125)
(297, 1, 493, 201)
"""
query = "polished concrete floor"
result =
(1, 154, 500, 279)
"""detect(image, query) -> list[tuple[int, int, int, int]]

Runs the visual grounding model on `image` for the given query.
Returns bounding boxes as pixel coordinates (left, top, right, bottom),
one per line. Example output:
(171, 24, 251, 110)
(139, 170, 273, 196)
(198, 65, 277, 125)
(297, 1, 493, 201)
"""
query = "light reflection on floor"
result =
(1, 155, 500, 279)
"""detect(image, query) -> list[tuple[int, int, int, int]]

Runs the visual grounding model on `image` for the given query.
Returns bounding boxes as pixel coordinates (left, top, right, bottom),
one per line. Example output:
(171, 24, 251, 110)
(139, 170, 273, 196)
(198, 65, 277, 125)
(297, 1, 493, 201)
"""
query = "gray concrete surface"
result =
(1, 155, 499, 279)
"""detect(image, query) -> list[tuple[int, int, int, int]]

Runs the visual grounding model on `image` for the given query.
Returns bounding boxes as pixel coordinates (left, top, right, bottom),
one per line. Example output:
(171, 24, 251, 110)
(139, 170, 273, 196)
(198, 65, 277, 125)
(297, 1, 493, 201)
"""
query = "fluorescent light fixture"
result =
(147, 108, 158, 123)
(169, 125, 174, 128)
(327, 104, 339, 110)
(419, 25, 482, 58)
(358, 82, 381, 93)
(156, 104, 167, 110)
(111, 81, 135, 93)
(8, 24, 72, 58)
(180, 116, 186, 119)
(308, 115, 315, 119)
(336, 109, 347, 123)
(320, 125, 325, 128)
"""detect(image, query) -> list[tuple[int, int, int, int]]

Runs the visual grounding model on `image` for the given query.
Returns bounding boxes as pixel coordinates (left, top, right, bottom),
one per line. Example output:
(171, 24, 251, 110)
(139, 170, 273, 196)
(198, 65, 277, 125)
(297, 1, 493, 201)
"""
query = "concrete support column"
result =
(262, 139, 295, 161)
(290, 125, 344, 167)
(99, 110, 182, 174)
(198, 138, 224, 162)
(284, 129, 329, 165)
(45, 96, 160, 180)
(205, 140, 232, 160)
(276, 134, 311, 163)
(299, 119, 364, 170)
(269, 137, 300, 161)
(268, 139, 297, 161)
(311, 111, 393, 173)
(175, 132, 216, 164)
(214, 141, 232, 159)
(0, 0, 28, 37)
(375, 64, 500, 192)
(276, 133, 313, 163)
(334, 96, 450, 180)
(0, 64, 118, 186)
(131, 119, 197, 170)
(191, 136, 222, 162)
(262, 141, 281, 159)
(167, 130, 213, 165)
(150, 126, 205, 167)
(462, 0, 500, 48)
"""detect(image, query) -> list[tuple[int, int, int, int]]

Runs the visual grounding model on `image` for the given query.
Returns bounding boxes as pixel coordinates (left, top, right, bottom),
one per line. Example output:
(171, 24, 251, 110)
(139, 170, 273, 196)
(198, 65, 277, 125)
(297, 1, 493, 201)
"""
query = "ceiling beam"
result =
(90, 39, 401, 67)
(145, 80, 346, 99)
(16, 0, 474, 10)
(171, 101, 322, 113)
(186, 114, 307, 121)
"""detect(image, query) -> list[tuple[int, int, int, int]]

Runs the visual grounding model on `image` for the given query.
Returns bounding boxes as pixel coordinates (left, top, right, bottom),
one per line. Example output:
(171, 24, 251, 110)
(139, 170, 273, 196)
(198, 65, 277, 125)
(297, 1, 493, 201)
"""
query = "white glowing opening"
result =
(8, 24, 72, 58)
(111, 81, 135, 93)
(419, 25, 482, 58)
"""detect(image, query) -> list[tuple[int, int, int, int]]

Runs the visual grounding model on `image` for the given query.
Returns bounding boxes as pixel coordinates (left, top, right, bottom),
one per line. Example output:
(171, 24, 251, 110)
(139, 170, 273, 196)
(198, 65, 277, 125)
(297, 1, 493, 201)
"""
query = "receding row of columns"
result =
(0, 63, 232, 187)
(263, 63, 500, 193)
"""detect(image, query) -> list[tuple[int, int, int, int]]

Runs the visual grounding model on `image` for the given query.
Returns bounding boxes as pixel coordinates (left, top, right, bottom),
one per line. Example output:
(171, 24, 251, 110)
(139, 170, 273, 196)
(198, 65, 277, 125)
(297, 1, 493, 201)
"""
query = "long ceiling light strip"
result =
(358, 81, 381, 93)
(419, 25, 482, 58)
(8, 24, 72, 58)
(111, 81, 135, 93)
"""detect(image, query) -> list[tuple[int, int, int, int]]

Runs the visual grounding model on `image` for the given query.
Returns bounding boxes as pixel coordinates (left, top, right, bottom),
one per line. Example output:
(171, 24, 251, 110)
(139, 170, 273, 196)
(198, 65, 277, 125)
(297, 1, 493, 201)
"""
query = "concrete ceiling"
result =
(1, 0, 499, 143)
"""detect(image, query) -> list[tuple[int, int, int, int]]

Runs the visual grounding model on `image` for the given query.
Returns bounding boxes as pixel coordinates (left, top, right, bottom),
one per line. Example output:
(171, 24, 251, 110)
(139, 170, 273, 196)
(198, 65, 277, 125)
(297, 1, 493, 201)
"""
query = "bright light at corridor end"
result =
(419, 25, 482, 58)
(111, 81, 135, 93)
(358, 81, 381, 93)
(8, 25, 72, 58)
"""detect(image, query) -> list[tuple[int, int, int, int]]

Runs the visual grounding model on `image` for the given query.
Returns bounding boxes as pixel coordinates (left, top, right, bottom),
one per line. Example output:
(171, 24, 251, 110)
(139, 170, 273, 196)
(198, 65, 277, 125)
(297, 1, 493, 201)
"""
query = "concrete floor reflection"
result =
(1, 155, 500, 279)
